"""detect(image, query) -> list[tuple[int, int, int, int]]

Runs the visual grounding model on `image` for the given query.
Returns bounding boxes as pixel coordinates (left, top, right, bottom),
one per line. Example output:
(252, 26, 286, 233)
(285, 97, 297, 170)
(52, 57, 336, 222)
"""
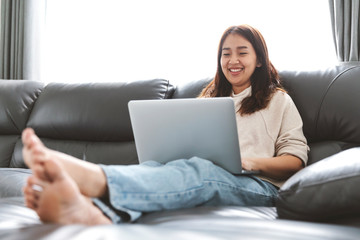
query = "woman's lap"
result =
(96, 157, 278, 223)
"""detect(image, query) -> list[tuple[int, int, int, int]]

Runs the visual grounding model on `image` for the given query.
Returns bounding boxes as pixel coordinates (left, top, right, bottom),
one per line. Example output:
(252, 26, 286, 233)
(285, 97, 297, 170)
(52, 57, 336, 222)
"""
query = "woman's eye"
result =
(239, 52, 247, 55)
(223, 53, 230, 56)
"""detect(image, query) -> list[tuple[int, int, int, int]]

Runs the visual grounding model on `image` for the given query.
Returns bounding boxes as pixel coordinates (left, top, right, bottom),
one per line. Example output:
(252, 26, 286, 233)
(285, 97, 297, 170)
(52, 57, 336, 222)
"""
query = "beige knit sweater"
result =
(231, 86, 309, 188)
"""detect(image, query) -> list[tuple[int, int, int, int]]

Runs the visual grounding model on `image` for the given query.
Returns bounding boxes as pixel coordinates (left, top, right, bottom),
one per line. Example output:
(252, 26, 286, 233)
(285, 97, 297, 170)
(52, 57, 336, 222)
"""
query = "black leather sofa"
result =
(1, 63, 360, 239)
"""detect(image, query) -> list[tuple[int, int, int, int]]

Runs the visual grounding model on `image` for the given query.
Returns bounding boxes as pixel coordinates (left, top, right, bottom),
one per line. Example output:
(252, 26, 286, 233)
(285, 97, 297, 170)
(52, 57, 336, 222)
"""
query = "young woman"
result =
(22, 25, 309, 225)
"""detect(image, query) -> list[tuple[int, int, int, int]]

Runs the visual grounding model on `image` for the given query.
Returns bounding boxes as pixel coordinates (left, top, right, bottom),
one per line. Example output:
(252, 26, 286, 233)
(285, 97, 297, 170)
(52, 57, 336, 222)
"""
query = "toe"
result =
(23, 182, 41, 210)
(22, 128, 35, 146)
(26, 175, 37, 185)
(22, 128, 44, 150)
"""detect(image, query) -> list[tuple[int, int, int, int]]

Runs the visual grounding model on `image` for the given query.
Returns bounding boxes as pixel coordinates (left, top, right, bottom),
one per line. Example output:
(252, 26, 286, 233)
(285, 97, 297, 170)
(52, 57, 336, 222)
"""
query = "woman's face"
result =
(220, 34, 261, 94)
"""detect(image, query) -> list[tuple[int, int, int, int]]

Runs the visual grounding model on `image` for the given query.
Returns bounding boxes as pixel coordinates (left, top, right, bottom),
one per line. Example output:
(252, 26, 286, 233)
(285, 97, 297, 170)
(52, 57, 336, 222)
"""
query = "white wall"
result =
(43, 0, 337, 84)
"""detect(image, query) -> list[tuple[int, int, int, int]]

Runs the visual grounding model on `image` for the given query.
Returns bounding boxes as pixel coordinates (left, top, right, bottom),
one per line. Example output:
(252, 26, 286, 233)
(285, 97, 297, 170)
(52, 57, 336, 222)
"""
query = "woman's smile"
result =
(228, 67, 244, 76)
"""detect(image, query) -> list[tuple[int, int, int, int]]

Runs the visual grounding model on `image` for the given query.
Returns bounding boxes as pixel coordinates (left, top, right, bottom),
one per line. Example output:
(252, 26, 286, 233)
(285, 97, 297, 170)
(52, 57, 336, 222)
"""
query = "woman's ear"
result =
(256, 61, 262, 68)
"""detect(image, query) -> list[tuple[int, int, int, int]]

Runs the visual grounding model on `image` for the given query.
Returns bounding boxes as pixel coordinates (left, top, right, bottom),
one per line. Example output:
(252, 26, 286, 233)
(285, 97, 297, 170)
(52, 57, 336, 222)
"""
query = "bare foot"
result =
(22, 128, 107, 197)
(23, 157, 111, 225)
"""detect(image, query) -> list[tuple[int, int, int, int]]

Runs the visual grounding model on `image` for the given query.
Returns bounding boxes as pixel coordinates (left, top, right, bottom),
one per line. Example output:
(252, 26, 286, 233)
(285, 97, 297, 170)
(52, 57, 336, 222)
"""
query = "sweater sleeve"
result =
(275, 94, 309, 166)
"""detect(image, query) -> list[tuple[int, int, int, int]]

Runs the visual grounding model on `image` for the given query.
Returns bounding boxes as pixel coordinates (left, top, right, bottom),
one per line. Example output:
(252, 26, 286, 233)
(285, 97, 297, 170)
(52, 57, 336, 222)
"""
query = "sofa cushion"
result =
(276, 147, 360, 222)
(172, 77, 211, 99)
(0, 80, 44, 135)
(0, 168, 31, 198)
(10, 79, 174, 168)
(280, 66, 344, 143)
(315, 66, 360, 144)
(27, 79, 174, 141)
(280, 65, 360, 144)
(307, 141, 359, 165)
(1, 200, 360, 240)
(0, 80, 44, 167)
(0, 136, 19, 167)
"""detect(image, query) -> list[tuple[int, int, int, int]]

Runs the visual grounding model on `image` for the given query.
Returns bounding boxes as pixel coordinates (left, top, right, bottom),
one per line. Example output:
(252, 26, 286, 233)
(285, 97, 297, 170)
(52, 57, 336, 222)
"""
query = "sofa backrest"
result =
(0, 79, 174, 168)
(1, 64, 360, 168)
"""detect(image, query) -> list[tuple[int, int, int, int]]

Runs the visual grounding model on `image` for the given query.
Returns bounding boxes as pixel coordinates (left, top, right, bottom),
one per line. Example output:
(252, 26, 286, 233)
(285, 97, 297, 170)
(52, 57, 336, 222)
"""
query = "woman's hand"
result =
(241, 155, 304, 180)
(241, 157, 260, 172)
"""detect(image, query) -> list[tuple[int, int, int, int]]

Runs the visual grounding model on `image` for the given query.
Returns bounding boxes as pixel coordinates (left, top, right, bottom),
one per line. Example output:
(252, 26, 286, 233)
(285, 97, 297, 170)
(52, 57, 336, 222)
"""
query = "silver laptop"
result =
(128, 97, 251, 175)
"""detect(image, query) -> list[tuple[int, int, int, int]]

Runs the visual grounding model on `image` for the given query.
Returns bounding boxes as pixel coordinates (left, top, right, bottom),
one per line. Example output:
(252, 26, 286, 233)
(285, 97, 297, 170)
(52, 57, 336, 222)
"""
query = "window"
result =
(43, 0, 336, 84)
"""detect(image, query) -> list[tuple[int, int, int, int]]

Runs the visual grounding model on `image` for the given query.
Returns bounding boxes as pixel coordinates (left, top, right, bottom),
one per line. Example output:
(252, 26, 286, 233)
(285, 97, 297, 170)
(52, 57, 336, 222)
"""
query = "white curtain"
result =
(329, 0, 360, 61)
(0, 0, 45, 80)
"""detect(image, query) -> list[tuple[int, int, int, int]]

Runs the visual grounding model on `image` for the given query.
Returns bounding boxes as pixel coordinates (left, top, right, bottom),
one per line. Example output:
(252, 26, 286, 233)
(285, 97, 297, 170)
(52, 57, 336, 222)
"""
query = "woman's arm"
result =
(242, 155, 304, 180)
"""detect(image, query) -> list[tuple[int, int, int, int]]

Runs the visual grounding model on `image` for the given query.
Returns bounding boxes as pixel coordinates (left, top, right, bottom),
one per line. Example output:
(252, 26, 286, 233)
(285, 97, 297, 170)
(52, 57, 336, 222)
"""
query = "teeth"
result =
(229, 68, 242, 72)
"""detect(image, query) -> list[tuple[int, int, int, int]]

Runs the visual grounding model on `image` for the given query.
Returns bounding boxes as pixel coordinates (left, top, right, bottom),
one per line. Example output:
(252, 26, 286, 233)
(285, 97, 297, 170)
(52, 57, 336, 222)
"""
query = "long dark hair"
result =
(199, 24, 283, 115)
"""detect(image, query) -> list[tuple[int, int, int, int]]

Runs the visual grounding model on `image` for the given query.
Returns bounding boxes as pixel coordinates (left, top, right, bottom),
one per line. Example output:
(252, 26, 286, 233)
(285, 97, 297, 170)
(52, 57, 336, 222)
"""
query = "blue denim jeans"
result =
(94, 157, 278, 223)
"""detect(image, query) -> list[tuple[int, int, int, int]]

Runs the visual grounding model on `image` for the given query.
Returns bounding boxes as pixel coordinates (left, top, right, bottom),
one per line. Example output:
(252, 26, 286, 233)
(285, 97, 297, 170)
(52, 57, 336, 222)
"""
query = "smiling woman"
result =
(221, 34, 262, 94)
(42, 0, 336, 84)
